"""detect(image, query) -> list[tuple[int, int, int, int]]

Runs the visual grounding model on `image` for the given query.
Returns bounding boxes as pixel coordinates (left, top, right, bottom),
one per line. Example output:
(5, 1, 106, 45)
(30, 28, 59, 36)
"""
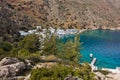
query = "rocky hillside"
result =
(48, 0, 120, 28)
(0, 0, 120, 41)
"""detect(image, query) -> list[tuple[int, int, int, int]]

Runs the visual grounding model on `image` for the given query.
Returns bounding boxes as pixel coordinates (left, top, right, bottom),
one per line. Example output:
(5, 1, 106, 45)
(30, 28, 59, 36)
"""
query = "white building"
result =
(19, 31, 29, 36)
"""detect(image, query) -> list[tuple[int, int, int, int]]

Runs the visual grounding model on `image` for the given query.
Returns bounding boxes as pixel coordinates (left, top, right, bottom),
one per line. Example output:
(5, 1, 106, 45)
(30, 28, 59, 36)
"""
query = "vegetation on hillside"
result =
(0, 32, 95, 80)
(30, 64, 94, 80)
(0, 34, 40, 60)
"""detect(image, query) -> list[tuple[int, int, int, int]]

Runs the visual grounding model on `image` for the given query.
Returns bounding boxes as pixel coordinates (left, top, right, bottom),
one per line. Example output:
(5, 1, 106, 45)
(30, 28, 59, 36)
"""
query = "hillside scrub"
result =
(30, 64, 95, 80)
(0, 33, 95, 80)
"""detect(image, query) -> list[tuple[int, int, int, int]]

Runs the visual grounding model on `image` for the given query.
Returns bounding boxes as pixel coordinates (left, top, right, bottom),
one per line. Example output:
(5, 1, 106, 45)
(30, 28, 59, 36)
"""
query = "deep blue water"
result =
(80, 29, 120, 69)
(61, 29, 120, 69)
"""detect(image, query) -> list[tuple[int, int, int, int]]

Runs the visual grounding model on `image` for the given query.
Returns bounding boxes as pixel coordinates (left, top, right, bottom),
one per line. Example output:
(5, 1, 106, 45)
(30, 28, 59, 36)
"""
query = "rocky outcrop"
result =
(0, 57, 20, 66)
(95, 72, 120, 80)
(106, 73, 120, 80)
(95, 72, 107, 80)
(0, 57, 26, 78)
(33, 62, 57, 69)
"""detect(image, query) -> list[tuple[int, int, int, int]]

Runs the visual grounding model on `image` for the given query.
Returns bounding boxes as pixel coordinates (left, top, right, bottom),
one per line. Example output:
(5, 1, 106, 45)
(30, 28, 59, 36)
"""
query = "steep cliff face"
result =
(0, 0, 120, 41)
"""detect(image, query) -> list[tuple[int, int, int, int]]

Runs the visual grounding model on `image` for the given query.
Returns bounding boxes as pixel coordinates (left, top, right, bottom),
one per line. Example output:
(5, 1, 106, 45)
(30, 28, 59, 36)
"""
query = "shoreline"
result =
(19, 26, 120, 73)
(79, 27, 120, 74)
(89, 57, 120, 73)
(79, 26, 120, 34)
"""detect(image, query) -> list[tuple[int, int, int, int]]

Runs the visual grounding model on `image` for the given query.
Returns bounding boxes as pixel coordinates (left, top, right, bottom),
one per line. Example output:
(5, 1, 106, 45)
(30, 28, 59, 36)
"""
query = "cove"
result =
(61, 29, 120, 69)
(80, 29, 120, 69)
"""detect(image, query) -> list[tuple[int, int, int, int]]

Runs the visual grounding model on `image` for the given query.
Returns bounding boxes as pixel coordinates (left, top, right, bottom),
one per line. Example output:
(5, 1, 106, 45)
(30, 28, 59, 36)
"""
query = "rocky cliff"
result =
(0, 0, 120, 41)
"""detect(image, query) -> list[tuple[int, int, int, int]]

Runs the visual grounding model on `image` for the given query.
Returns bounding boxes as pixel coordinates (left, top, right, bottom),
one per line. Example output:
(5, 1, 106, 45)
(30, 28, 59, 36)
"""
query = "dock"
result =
(90, 58, 97, 71)
(90, 58, 96, 65)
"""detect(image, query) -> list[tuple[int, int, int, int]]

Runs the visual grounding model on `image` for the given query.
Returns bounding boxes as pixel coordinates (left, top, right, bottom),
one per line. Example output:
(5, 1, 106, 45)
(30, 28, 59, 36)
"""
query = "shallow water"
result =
(80, 29, 120, 69)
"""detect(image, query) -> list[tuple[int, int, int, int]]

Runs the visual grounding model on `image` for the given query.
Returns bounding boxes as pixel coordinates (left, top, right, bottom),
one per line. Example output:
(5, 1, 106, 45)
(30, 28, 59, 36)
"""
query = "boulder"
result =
(0, 57, 20, 66)
(0, 57, 26, 78)
(106, 73, 120, 80)
(24, 74, 31, 80)
(95, 72, 106, 80)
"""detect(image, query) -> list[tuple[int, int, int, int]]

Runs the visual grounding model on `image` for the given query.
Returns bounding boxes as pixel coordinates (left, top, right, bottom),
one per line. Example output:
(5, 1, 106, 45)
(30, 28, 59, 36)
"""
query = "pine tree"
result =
(57, 34, 82, 65)
(42, 34, 58, 56)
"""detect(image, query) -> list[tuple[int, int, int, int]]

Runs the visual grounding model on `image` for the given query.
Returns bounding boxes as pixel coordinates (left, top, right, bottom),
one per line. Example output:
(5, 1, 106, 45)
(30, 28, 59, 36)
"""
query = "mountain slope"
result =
(47, 0, 120, 28)
(0, 0, 120, 41)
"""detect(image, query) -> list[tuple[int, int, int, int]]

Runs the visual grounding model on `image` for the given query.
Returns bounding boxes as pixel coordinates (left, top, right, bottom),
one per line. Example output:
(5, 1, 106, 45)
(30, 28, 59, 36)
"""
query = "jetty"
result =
(90, 58, 97, 71)
(90, 58, 96, 65)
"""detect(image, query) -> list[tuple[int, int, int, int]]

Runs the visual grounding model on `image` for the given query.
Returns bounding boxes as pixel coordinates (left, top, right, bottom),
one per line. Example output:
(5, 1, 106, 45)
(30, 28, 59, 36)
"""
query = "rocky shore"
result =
(0, 57, 33, 80)
(0, 56, 120, 80)
(95, 72, 120, 80)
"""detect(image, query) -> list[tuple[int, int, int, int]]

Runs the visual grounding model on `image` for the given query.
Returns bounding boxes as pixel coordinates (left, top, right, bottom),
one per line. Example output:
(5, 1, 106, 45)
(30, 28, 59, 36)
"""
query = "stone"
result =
(0, 57, 20, 66)
(95, 72, 106, 80)
(33, 62, 57, 69)
(0, 57, 26, 78)
(24, 74, 31, 80)
(0, 62, 26, 78)
(106, 73, 120, 80)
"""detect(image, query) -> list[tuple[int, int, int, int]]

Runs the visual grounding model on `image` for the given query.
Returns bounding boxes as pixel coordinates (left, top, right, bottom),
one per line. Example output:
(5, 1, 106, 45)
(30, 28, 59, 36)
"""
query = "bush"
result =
(25, 53, 41, 62)
(30, 65, 73, 80)
(57, 35, 82, 65)
(0, 41, 13, 52)
(30, 64, 94, 80)
(8, 34, 41, 59)
(0, 41, 13, 59)
(41, 34, 58, 56)
(0, 48, 5, 55)
(18, 49, 30, 58)
(18, 34, 40, 53)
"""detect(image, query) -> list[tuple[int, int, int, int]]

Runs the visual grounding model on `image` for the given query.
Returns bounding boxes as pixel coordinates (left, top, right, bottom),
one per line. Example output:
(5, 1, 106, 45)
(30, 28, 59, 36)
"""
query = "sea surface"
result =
(61, 29, 120, 69)
(80, 29, 120, 69)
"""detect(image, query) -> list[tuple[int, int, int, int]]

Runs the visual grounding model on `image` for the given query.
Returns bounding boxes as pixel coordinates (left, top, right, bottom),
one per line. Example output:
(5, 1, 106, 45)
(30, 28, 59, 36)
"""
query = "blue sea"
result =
(80, 29, 120, 69)
(62, 29, 120, 69)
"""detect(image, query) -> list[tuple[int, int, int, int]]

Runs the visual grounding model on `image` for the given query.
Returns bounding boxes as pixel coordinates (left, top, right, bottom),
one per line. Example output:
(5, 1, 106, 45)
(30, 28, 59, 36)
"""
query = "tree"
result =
(74, 63, 94, 80)
(41, 34, 58, 56)
(0, 41, 13, 52)
(18, 34, 40, 53)
(0, 41, 13, 59)
(57, 35, 82, 65)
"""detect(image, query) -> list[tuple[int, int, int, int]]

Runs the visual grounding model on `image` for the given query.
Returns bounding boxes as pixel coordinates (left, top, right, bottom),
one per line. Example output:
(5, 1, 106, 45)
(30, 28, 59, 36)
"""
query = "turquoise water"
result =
(80, 29, 120, 69)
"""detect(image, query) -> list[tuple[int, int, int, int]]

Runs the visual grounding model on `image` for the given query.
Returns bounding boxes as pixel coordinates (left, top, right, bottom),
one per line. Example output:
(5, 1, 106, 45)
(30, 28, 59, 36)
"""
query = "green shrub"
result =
(30, 65, 73, 80)
(18, 49, 30, 58)
(0, 48, 5, 55)
(30, 64, 94, 80)
(25, 53, 41, 62)
(18, 34, 40, 53)
(0, 41, 13, 52)
(42, 34, 58, 56)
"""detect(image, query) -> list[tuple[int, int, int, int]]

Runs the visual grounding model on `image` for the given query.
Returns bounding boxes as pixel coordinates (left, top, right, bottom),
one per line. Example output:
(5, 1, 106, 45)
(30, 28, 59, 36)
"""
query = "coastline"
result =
(79, 26, 120, 34)
(79, 27, 120, 74)
(19, 26, 120, 73)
